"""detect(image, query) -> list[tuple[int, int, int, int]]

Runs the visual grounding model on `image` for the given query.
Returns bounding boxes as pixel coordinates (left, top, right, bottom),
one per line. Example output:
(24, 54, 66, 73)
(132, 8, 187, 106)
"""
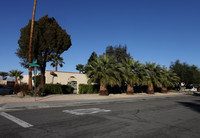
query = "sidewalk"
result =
(0, 92, 185, 111)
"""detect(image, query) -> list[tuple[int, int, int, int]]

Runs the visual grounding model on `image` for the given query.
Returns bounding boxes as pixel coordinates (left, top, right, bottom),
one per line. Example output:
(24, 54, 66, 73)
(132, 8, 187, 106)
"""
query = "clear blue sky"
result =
(0, 0, 200, 75)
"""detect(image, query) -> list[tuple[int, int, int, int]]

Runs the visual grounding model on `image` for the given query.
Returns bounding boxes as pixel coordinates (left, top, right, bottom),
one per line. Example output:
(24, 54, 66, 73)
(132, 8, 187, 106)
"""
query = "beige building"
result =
(0, 80, 7, 85)
(45, 70, 88, 94)
(20, 71, 88, 94)
(2, 71, 88, 94)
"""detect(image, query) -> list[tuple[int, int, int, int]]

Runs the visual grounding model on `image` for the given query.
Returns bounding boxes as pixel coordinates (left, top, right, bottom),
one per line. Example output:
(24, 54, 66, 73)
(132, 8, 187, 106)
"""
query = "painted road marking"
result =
(0, 112, 33, 128)
(63, 108, 111, 115)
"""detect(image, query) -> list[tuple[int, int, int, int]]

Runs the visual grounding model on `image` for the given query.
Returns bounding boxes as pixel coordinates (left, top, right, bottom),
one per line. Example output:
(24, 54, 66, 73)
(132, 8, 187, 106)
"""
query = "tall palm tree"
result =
(18, 75, 24, 85)
(0, 72, 8, 80)
(9, 70, 23, 86)
(28, 0, 37, 90)
(145, 62, 162, 94)
(50, 54, 65, 71)
(159, 67, 170, 92)
(161, 68, 180, 92)
(168, 69, 180, 85)
(122, 58, 144, 94)
(85, 55, 122, 95)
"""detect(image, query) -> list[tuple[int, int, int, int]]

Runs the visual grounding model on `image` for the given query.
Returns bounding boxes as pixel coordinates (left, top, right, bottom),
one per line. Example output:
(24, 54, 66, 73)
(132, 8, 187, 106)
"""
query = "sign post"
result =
(29, 60, 40, 102)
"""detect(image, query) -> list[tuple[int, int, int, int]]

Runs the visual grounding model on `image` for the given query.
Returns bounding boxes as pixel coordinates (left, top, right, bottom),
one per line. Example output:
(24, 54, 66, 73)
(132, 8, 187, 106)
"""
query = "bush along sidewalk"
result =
(79, 84, 99, 94)
(43, 84, 73, 95)
(13, 84, 29, 97)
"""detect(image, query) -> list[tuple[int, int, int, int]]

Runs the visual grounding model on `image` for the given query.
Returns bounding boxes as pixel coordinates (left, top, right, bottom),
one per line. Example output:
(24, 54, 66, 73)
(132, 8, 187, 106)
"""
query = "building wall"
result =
(21, 75, 29, 84)
(21, 71, 88, 94)
(20, 75, 34, 85)
(45, 71, 88, 94)
(0, 80, 7, 85)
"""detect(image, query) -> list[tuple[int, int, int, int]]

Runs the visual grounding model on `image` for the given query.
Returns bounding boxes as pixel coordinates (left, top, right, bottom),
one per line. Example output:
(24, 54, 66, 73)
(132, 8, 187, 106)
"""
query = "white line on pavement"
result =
(0, 112, 33, 128)
(63, 108, 111, 115)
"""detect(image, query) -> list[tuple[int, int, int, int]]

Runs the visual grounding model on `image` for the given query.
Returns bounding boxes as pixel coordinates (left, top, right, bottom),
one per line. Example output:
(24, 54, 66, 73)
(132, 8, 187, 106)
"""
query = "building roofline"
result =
(46, 70, 85, 75)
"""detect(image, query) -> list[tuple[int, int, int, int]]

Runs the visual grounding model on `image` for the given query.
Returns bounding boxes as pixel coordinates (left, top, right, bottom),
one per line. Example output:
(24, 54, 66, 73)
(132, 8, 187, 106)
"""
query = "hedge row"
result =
(43, 84, 73, 95)
(79, 84, 99, 94)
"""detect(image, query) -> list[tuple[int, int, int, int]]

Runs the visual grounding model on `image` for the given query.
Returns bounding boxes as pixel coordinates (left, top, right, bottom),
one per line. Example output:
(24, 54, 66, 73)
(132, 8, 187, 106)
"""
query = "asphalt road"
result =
(0, 95, 200, 138)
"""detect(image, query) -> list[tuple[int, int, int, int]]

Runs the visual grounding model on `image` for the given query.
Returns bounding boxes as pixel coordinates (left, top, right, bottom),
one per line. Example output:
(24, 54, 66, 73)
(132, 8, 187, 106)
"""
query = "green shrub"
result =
(43, 84, 63, 94)
(43, 84, 74, 95)
(13, 85, 21, 94)
(20, 84, 29, 94)
(61, 84, 73, 94)
(79, 84, 99, 94)
(32, 75, 41, 87)
(13, 84, 29, 95)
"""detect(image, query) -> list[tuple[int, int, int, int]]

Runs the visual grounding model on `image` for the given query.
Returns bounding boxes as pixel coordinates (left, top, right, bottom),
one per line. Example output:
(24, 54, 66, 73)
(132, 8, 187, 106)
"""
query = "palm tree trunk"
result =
(40, 67, 45, 88)
(161, 85, 167, 93)
(15, 77, 18, 86)
(99, 83, 108, 96)
(147, 83, 154, 94)
(28, 0, 37, 90)
(126, 83, 134, 95)
(28, 67, 32, 89)
(55, 64, 58, 72)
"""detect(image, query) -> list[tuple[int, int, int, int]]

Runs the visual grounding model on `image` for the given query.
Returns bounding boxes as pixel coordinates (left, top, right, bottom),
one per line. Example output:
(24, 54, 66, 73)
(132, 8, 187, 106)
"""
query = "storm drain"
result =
(62, 108, 111, 115)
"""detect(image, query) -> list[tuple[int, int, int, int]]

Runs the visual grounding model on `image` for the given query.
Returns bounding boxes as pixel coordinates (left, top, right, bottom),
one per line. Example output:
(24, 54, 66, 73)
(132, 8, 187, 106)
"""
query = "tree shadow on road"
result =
(178, 102, 200, 113)
(194, 100, 200, 103)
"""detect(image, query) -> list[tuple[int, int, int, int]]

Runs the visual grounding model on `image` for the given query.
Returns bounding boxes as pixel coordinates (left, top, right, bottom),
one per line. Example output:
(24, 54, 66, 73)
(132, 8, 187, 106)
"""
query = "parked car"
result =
(184, 86, 197, 92)
(0, 85, 13, 95)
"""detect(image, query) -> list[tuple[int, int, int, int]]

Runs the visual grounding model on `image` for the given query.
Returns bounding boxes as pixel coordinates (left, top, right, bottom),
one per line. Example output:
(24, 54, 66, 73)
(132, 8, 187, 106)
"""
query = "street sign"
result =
(29, 60, 40, 102)
(29, 60, 40, 67)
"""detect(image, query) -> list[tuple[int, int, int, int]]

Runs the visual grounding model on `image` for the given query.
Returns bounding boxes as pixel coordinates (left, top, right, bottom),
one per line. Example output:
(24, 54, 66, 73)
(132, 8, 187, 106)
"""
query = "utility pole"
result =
(28, 0, 37, 90)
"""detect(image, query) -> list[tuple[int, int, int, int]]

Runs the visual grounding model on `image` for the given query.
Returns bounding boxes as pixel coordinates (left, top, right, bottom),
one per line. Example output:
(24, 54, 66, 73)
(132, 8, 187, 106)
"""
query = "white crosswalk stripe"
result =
(0, 112, 33, 128)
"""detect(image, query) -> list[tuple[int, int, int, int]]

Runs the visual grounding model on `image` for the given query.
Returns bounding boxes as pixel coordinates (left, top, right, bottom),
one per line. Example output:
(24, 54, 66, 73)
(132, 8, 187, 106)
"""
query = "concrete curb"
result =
(0, 93, 187, 112)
